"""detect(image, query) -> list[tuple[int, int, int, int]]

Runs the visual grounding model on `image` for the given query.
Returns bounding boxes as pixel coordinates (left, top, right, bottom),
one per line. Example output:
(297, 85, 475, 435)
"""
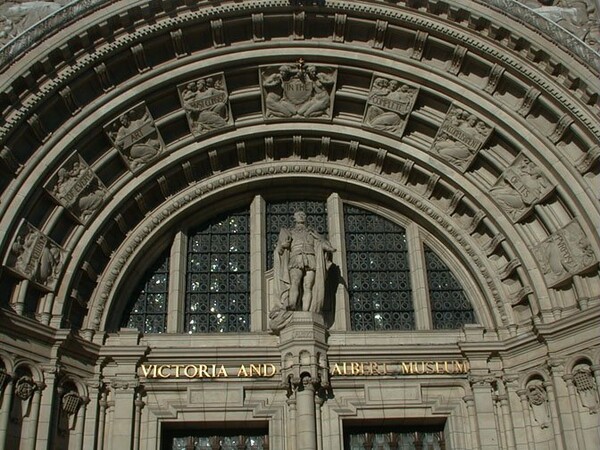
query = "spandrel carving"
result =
(522, 0, 600, 51)
(105, 103, 164, 172)
(45, 153, 107, 224)
(260, 60, 337, 120)
(533, 220, 596, 286)
(178, 73, 232, 137)
(430, 105, 493, 172)
(362, 75, 418, 136)
(4, 220, 66, 290)
(490, 154, 553, 222)
(0, 1, 62, 46)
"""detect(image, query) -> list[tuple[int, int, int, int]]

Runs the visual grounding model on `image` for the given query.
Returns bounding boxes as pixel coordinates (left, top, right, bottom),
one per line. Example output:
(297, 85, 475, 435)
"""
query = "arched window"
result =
(185, 209, 251, 333)
(122, 251, 170, 333)
(344, 205, 414, 331)
(120, 195, 477, 333)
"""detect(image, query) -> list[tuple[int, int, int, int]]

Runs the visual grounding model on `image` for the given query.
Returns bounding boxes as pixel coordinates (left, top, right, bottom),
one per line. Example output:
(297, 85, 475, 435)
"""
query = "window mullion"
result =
(327, 193, 350, 331)
(407, 224, 432, 330)
(167, 230, 186, 333)
(250, 195, 266, 332)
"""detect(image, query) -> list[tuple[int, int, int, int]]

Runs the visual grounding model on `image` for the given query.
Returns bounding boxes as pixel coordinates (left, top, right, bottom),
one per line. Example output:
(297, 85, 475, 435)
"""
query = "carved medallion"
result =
(430, 104, 493, 171)
(4, 220, 67, 290)
(532, 220, 597, 287)
(362, 75, 418, 136)
(260, 60, 337, 120)
(14, 376, 36, 401)
(490, 154, 553, 222)
(177, 73, 233, 137)
(44, 153, 108, 224)
(105, 103, 165, 172)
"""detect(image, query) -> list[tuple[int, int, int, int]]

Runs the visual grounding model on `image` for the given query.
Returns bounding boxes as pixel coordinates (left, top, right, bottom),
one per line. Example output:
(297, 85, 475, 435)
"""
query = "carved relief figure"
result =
(105, 103, 164, 172)
(5, 221, 65, 290)
(431, 105, 493, 171)
(178, 73, 232, 136)
(363, 76, 418, 136)
(526, 380, 551, 428)
(260, 60, 337, 119)
(533, 220, 596, 286)
(45, 154, 107, 223)
(490, 154, 553, 222)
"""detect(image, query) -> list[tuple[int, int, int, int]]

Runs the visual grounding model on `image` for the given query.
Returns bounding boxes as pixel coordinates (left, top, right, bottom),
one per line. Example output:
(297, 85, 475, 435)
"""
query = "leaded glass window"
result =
(344, 205, 414, 331)
(169, 431, 268, 450)
(185, 209, 250, 333)
(425, 245, 475, 329)
(345, 425, 445, 450)
(266, 200, 327, 269)
(122, 251, 169, 333)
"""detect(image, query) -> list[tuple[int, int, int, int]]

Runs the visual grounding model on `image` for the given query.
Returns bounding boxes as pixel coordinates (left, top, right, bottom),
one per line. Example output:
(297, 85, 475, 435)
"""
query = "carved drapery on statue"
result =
(270, 211, 335, 331)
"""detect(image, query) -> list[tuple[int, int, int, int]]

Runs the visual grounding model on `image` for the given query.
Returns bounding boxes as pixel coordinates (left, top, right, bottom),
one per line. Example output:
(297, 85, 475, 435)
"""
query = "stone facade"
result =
(0, 1, 599, 449)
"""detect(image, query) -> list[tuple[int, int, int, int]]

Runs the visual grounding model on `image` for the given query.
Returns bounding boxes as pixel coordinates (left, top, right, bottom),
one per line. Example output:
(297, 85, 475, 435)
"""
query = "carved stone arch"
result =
(565, 355, 595, 374)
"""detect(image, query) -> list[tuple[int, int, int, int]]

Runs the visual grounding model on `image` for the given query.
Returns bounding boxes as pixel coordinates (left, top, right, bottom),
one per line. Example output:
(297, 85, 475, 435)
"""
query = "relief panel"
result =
(260, 60, 337, 120)
(44, 152, 108, 224)
(532, 220, 597, 287)
(105, 103, 165, 172)
(4, 220, 67, 290)
(489, 154, 554, 222)
(430, 104, 493, 172)
(178, 73, 233, 137)
(362, 75, 419, 137)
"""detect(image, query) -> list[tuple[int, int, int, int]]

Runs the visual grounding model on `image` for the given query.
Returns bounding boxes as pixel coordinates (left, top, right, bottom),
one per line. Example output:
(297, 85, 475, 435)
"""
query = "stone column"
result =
(22, 381, 44, 450)
(463, 395, 480, 449)
(0, 371, 14, 448)
(563, 374, 585, 449)
(544, 380, 564, 450)
(96, 390, 109, 450)
(469, 376, 500, 449)
(133, 391, 144, 450)
(34, 365, 59, 450)
(516, 389, 536, 449)
(108, 378, 138, 450)
(278, 312, 329, 450)
(82, 380, 102, 450)
(547, 359, 571, 449)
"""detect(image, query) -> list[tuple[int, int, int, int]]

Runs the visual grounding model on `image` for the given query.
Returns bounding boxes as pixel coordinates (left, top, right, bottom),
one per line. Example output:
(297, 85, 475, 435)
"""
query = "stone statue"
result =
(178, 74, 231, 136)
(0, 1, 64, 46)
(270, 211, 335, 331)
(260, 60, 337, 119)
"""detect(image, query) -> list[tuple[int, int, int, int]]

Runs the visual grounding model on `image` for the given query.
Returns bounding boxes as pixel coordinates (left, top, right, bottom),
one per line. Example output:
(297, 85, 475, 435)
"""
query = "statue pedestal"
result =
(278, 312, 329, 450)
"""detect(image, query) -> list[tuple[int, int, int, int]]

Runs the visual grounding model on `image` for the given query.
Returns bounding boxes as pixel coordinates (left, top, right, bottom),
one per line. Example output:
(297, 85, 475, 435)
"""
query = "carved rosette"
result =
(105, 103, 165, 173)
(260, 60, 337, 120)
(4, 219, 67, 290)
(178, 73, 233, 137)
(362, 75, 419, 137)
(44, 152, 108, 224)
(14, 376, 37, 401)
(490, 154, 554, 222)
(430, 104, 493, 172)
(532, 220, 597, 287)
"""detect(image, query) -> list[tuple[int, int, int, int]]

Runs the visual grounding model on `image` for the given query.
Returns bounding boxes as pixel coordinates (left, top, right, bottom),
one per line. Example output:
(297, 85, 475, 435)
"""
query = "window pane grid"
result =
(185, 210, 250, 333)
(123, 251, 169, 334)
(424, 245, 475, 329)
(266, 200, 328, 269)
(344, 205, 414, 331)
